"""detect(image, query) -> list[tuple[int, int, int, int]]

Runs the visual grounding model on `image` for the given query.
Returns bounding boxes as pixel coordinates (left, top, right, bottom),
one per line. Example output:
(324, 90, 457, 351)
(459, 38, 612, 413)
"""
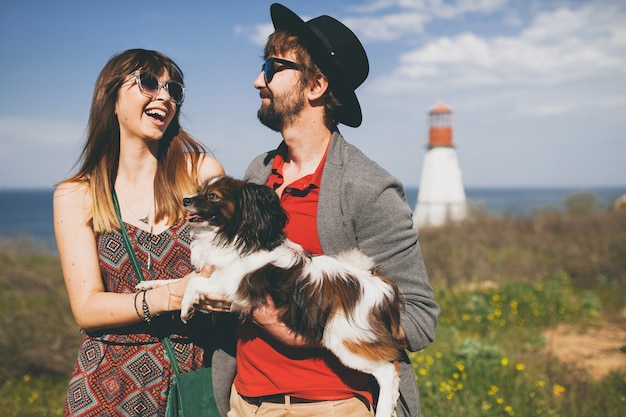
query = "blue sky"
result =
(1, 0, 625, 189)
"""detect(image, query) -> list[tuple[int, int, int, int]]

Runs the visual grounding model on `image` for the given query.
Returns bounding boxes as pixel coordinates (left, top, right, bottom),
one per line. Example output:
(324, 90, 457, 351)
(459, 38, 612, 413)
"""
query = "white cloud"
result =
(235, 22, 274, 47)
(368, 3, 626, 116)
(350, 0, 506, 16)
(343, 13, 429, 41)
(245, 0, 508, 45)
(428, 0, 507, 19)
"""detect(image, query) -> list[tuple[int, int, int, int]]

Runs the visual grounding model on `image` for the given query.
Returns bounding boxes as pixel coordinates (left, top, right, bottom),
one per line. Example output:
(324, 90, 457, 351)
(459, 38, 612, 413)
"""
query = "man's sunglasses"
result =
(262, 58, 301, 84)
(132, 71, 185, 104)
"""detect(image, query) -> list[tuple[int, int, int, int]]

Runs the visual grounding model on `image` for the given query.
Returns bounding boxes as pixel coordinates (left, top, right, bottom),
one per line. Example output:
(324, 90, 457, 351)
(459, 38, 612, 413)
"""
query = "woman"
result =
(54, 49, 230, 416)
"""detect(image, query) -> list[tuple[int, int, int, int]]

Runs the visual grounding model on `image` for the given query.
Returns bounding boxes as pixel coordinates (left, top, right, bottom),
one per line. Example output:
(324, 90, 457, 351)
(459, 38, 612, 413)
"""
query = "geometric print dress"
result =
(64, 221, 216, 416)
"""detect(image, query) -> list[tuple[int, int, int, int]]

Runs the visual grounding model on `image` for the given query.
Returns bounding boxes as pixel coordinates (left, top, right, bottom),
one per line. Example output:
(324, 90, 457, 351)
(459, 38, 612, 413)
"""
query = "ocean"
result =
(0, 186, 624, 253)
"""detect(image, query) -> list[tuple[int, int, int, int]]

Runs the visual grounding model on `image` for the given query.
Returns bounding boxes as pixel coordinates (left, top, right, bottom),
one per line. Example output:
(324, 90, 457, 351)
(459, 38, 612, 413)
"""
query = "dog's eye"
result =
(207, 193, 219, 201)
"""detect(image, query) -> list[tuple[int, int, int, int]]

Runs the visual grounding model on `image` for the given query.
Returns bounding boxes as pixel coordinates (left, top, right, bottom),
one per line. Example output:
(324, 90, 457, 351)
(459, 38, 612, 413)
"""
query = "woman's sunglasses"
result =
(132, 71, 185, 104)
(262, 58, 301, 84)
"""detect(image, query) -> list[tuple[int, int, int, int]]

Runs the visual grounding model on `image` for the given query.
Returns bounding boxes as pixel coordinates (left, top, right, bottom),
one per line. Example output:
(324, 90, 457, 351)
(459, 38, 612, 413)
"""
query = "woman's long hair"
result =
(65, 49, 206, 232)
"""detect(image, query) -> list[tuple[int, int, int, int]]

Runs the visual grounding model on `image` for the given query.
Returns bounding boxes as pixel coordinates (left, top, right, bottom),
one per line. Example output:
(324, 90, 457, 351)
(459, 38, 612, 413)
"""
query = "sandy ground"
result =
(543, 308, 626, 380)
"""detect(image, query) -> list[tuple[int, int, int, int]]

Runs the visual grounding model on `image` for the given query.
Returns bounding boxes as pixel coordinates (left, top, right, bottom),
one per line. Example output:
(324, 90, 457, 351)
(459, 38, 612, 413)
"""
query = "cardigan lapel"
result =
(318, 132, 357, 255)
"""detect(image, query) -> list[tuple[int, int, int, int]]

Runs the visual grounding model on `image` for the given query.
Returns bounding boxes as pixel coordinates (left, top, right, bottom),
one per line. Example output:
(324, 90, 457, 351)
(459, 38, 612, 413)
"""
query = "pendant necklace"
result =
(118, 189, 155, 271)
(139, 209, 154, 270)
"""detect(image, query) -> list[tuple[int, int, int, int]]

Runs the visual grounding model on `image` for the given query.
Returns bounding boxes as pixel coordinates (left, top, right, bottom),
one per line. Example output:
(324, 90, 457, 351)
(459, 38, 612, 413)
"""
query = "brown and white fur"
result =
(138, 176, 405, 417)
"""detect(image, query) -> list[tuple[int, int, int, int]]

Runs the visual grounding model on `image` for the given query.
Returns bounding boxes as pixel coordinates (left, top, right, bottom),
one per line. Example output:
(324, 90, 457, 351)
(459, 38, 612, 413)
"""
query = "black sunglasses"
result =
(262, 58, 301, 84)
(132, 71, 185, 104)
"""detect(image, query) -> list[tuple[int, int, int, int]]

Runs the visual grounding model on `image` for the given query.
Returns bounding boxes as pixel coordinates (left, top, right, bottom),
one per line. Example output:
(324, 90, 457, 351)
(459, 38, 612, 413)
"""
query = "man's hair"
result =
(264, 30, 342, 130)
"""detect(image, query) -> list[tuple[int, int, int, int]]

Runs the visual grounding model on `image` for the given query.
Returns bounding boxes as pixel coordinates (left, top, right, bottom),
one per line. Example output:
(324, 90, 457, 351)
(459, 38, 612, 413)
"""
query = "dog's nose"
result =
(183, 197, 192, 207)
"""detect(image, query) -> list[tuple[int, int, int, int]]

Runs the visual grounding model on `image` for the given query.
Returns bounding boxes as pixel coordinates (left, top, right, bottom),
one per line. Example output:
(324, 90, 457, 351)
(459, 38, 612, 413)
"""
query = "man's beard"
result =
(257, 85, 305, 132)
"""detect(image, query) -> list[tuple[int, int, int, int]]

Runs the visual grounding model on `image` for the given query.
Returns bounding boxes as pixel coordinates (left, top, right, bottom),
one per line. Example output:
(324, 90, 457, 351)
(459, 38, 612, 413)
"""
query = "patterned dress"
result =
(64, 221, 216, 416)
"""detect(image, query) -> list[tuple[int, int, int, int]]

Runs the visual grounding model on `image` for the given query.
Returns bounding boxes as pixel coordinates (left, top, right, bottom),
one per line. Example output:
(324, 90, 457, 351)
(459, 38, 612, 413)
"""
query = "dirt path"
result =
(543, 310, 626, 380)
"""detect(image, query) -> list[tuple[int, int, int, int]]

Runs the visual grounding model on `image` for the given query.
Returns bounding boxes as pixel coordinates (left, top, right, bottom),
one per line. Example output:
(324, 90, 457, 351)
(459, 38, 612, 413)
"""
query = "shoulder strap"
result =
(112, 190, 181, 374)
(162, 336, 182, 377)
(112, 191, 145, 283)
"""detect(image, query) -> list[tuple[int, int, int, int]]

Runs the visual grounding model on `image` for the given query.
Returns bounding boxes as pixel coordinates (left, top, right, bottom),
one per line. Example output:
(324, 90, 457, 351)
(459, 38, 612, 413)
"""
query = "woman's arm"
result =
(197, 154, 225, 183)
(55, 182, 134, 331)
(54, 182, 195, 331)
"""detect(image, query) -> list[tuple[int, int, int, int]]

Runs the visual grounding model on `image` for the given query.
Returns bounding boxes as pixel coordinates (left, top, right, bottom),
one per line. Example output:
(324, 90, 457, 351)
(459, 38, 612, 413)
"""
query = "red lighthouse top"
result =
(428, 102, 453, 148)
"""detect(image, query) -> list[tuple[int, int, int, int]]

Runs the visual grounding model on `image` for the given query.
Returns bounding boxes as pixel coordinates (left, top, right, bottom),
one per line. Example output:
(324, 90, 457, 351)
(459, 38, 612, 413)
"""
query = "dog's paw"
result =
(135, 282, 150, 291)
(179, 276, 206, 323)
(180, 307, 194, 323)
(180, 294, 198, 323)
(136, 280, 163, 291)
(135, 279, 172, 291)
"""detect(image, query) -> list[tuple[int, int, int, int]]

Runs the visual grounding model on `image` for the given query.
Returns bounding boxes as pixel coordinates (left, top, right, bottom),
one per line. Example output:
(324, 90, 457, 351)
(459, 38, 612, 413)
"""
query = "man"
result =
(231, 4, 440, 417)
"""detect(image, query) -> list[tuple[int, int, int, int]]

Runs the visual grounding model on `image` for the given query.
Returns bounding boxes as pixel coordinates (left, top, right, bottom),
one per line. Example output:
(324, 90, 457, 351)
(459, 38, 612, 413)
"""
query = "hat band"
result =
(309, 25, 334, 58)
(308, 25, 351, 82)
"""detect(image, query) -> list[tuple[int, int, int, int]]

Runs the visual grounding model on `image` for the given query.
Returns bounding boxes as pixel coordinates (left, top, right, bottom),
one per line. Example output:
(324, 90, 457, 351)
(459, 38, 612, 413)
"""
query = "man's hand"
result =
(252, 295, 318, 347)
(194, 294, 232, 313)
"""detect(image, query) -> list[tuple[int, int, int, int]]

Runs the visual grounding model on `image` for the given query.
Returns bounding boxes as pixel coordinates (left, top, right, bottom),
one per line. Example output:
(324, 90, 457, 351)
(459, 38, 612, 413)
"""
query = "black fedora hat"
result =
(270, 3, 369, 127)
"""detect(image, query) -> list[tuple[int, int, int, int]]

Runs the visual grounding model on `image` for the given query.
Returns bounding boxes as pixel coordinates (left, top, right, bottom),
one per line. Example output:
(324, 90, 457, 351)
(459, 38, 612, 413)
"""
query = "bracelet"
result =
(133, 291, 142, 320)
(141, 290, 152, 324)
(166, 283, 172, 311)
(146, 289, 159, 317)
(166, 282, 183, 312)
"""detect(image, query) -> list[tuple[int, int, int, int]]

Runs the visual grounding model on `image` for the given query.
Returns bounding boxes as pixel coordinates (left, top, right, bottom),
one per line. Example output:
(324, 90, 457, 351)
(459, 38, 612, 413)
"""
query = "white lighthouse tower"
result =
(413, 102, 467, 229)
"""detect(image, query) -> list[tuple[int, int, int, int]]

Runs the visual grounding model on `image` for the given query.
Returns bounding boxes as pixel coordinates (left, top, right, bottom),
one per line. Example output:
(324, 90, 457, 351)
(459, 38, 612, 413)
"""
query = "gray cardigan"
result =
(240, 131, 440, 417)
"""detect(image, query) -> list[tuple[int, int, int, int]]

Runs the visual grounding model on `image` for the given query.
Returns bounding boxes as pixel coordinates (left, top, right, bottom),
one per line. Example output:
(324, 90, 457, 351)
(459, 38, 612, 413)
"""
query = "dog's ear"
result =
(240, 183, 287, 229)
(237, 183, 287, 252)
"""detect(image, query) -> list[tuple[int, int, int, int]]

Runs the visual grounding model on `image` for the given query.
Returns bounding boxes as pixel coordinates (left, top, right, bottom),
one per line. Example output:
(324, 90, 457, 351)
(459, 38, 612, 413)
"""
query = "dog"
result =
(138, 176, 405, 417)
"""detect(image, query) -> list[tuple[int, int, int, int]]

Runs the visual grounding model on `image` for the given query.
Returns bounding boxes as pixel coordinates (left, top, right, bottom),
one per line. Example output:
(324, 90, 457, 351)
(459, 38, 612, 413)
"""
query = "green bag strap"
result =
(112, 191, 145, 284)
(113, 191, 182, 376)
(162, 336, 182, 377)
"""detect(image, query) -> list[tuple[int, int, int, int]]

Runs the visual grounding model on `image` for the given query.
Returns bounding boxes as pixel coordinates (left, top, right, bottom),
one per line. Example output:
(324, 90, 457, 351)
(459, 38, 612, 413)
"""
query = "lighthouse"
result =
(413, 102, 467, 229)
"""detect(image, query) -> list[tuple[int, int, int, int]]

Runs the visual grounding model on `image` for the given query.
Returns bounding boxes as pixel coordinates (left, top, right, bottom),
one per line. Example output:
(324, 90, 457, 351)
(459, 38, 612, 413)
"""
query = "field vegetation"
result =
(1, 192, 625, 416)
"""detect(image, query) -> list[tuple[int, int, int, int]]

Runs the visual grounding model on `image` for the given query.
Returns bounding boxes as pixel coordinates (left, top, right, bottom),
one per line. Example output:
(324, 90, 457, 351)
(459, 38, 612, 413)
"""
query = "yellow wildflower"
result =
(553, 384, 566, 396)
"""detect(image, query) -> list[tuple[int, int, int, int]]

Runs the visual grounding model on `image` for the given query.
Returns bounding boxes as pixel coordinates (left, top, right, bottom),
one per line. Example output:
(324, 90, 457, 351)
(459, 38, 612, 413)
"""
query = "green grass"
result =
(1, 202, 625, 416)
(0, 374, 68, 417)
(410, 273, 625, 417)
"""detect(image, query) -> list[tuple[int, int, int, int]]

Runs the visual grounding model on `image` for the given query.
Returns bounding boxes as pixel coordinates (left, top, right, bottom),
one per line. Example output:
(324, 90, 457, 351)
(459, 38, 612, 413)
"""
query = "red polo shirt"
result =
(266, 142, 324, 255)
(233, 141, 372, 403)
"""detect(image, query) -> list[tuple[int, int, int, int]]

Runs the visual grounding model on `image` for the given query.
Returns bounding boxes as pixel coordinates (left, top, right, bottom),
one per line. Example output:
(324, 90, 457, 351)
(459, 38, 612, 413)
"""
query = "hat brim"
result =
(270, 3, 363, 127)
